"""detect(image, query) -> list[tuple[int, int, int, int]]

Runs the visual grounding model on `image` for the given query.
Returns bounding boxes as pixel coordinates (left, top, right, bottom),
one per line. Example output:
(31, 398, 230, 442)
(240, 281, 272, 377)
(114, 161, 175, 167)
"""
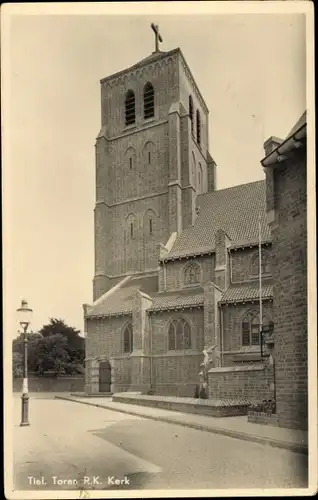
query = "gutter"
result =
(261, 123, 307, 167)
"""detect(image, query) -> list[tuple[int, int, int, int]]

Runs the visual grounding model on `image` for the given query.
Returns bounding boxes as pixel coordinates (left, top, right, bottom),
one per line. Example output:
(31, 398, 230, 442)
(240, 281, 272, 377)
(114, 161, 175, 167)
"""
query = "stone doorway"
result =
(99, 360, 111, 392)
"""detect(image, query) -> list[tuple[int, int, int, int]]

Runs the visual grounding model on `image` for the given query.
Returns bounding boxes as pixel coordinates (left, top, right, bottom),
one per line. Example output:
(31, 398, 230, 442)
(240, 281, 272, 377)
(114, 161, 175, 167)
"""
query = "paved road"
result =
(12, 394, 308, 492)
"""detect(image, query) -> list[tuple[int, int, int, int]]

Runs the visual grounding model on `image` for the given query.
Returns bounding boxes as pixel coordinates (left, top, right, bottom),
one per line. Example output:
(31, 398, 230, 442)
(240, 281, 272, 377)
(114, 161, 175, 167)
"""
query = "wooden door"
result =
(99, 360, 111, 393)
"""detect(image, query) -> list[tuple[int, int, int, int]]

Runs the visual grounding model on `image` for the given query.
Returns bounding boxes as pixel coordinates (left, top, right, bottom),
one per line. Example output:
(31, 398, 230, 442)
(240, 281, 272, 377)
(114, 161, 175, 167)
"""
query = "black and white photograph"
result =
(2, 1, 316, 498)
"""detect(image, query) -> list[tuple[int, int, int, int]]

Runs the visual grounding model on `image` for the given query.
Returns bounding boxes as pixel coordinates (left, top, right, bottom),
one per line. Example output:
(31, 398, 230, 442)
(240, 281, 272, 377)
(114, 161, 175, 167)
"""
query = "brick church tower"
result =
(93, 27, 216, 301)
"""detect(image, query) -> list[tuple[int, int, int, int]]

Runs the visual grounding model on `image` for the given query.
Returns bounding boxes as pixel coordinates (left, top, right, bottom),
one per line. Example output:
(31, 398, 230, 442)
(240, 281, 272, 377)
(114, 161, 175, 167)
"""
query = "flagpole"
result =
(259, 214, 263, 357)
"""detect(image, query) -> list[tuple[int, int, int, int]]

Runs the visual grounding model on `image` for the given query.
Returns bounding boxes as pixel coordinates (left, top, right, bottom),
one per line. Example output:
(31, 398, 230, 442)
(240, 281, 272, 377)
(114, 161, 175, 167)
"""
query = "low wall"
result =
(208, 363, 274, 401)
(248, 411, 278, 426)
(112, 394, 250, 417)
(13, 376, 84, 393)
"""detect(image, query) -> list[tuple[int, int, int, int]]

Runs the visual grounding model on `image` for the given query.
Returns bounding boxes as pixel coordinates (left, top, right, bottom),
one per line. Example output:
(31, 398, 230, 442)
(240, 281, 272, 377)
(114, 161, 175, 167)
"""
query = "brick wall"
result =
(101, 55, 179, 137)
(13, 376, 84, 393)
(222, 302, 273, 353)
(208, 364, 273, 401)
(269, 149, 307, 430)
(150, 309, 204, 396)
(86, 315, 131, 359)
(230, 246, 272, 283)
(158, 255, 215, 292)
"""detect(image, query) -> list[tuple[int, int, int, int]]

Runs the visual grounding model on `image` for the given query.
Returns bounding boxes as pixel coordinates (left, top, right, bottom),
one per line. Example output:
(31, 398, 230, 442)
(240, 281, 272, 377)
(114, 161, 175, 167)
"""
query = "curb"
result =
(55, 396, 308, 456)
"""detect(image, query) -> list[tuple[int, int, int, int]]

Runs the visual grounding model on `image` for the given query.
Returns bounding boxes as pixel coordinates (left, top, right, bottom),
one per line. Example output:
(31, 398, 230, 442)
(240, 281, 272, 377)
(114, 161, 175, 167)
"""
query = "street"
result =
(13, 394, 307, 491)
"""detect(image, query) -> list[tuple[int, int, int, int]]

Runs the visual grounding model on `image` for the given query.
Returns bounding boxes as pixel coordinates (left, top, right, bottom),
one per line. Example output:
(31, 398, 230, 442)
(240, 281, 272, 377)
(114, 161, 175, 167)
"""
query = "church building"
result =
(83, 27, 274, 396)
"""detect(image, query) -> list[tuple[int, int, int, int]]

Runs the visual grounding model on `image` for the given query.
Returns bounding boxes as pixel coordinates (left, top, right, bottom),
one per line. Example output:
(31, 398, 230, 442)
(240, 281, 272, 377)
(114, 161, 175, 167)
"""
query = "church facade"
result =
(83, 44, 275, 396)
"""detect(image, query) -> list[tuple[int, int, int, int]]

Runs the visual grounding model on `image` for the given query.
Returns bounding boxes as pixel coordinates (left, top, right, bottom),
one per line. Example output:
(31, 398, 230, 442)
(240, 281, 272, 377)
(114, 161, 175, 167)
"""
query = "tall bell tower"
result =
(93, 25, 216, 301)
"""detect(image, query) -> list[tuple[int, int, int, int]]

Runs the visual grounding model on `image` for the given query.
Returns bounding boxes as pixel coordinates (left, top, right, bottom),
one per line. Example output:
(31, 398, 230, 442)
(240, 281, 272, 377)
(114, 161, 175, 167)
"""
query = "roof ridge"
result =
(198, 179, 265, 200)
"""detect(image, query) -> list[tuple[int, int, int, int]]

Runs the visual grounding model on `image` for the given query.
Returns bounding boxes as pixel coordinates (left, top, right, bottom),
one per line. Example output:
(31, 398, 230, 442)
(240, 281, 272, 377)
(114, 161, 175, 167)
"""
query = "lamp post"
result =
(16, 299, 33, 426)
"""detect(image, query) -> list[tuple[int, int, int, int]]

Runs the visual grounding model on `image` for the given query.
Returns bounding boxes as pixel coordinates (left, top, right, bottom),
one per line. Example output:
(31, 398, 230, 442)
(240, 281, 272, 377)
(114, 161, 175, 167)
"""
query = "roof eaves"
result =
(86, 310, 133, 319)
(261, 123, 307, 167)
(160, 249, 215, 263)
(229, 240, 272, 251)
(150, 302, 204, 313)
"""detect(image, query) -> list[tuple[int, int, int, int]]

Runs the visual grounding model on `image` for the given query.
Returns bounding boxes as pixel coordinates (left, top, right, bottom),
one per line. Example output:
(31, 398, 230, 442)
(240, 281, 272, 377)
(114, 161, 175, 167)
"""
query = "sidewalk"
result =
(55, 394, 308, 455)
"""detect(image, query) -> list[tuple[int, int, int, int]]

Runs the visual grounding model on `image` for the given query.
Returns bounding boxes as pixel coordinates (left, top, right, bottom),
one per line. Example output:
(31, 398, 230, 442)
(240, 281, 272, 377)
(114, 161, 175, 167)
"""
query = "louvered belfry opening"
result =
(189, 95, 194, 135)
(144, 82, 155, 119)
(125, 90, 136, 126)
(196, 109, 201, 146)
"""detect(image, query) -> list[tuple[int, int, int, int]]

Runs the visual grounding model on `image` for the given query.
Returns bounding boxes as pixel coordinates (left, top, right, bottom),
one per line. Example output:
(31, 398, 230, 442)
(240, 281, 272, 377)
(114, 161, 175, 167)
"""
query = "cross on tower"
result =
(151, 23, 163, 53)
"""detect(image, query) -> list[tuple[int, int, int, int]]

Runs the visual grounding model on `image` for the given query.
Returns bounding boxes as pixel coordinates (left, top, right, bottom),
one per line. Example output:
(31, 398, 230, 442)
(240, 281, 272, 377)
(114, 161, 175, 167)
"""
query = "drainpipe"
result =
(220, 305, 224, 367)
(163, 259, 167, 292)
(149, 315, 154, 393)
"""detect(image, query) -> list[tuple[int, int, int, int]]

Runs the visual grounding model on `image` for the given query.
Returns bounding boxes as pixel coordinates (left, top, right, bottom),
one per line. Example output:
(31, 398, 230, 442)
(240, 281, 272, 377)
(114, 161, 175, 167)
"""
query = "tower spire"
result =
(151, 23, 163, 53)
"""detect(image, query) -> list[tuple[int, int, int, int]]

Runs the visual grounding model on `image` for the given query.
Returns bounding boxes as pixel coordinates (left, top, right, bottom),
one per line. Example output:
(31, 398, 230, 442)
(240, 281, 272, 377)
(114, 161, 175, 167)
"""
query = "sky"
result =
(3, 4, 307, 337)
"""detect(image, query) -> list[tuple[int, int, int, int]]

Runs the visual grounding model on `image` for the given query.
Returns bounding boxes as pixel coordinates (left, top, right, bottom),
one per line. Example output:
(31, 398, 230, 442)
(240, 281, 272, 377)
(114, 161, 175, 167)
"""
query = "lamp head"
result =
(17, 299, 33, 330)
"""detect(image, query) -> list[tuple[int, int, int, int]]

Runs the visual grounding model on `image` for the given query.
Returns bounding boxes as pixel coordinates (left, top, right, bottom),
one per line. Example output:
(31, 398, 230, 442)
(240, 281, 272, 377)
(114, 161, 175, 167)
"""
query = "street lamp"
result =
(16, 299, 33, 426)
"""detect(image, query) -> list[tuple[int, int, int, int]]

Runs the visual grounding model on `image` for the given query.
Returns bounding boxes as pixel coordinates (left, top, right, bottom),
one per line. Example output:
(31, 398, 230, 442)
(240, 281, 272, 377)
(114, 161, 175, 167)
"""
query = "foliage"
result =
(249, 399, 276, 414)
(194, 385, 200, 398)
(12, 318, 85, 377)
(12, 351, 24, 377)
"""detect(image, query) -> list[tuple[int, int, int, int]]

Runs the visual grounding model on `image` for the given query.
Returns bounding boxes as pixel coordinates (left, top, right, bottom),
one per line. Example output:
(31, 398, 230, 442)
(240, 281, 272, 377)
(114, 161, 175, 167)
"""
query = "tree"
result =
(12, 318, 85, 376)
(39, 318, 85, 371)
(39, 318, 84, 362)
(35, 334, 71, 375)
(13, 332, 42, 373)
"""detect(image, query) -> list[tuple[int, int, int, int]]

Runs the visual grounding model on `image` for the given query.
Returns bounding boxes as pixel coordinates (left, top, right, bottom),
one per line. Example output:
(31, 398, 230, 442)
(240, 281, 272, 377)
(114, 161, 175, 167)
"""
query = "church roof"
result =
(85, 276, 205, 318)
(85, 275, 158, 318)
(162, 180, 270, 261)
(150, 287, 204, 312)
(219, 282, 273, 305)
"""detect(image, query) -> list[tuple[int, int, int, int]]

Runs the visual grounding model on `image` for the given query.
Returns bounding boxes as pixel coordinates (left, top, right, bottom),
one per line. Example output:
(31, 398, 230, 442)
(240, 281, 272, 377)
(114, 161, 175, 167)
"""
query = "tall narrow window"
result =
(130, 223, 133, 238)
(148, 151, 151, 164)
(125, 90, 135, 126)
(123, 323, 133, 354)
(149, 218, 153, 235)
(144, 82, 154, 119)
(168, 319, 192, 351)
(189, 96, 194, 135)
(129, 157, 132, 169)
(196, 109, 201, 146)
(184, 263, 201, 285)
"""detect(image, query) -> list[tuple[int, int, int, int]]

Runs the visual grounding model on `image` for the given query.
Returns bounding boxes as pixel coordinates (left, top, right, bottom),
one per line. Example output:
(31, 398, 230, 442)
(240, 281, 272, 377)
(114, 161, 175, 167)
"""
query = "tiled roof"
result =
(86, 275, 158, 317)
(85, 277, 204, 317)
(220, 282, 273, 304)
(164, 180, 270, 260)
(150, 287, 204, 312)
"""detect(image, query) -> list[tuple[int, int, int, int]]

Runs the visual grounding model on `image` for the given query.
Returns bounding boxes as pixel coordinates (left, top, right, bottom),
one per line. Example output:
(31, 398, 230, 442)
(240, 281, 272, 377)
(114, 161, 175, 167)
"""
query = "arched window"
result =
(126, 213, 137, 240)
(242, 310, 274, 347)
(189, 95, 194, 135)
(196, 109, 201, 146)
(142, 141, 156, 164)
(250, 251, 271, 276)
(184, 263, 201, 285)
(197, 163, 203, 193)
(143, 209, 157, 238)
(168, 319, 192, 351)
(124, 146, 136, 171)
(143, 82, 154, 119)
(191, 152, 196, 188)
(123, 323, 133, 353)
(125, 90, 135, 126)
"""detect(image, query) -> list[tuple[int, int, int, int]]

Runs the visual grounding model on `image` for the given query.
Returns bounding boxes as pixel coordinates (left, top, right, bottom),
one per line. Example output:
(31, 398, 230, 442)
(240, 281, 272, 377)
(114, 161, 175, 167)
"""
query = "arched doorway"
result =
(99, 360, 111, 393)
